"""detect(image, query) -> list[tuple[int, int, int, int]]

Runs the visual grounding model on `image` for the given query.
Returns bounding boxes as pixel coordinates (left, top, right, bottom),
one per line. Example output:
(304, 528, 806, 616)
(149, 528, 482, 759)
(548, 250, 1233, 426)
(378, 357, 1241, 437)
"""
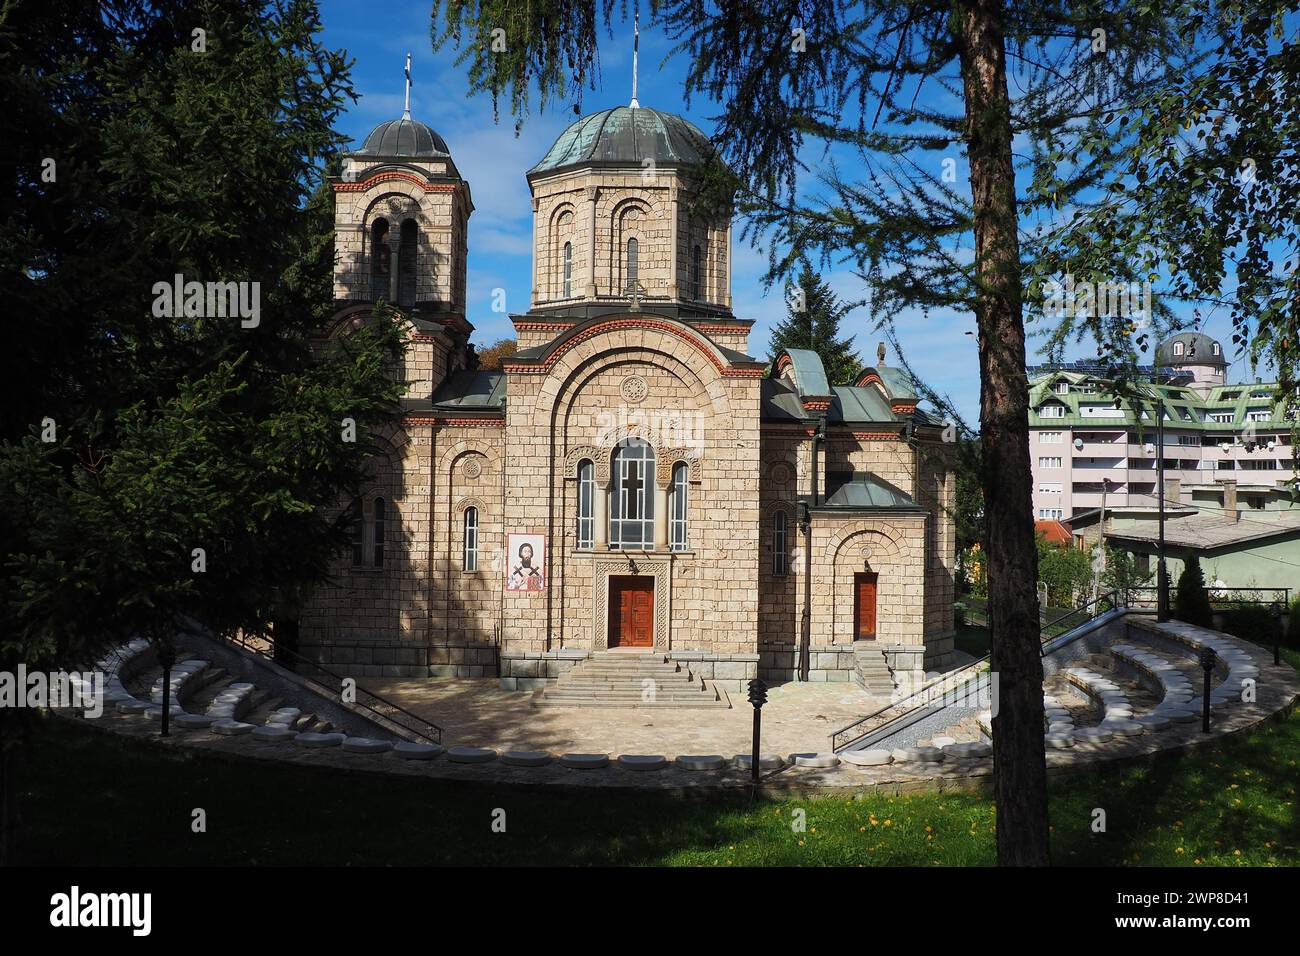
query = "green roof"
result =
(820, 473, 924, 511)
(529, 106, 714, 176)
(1029, 373, 1298, 430)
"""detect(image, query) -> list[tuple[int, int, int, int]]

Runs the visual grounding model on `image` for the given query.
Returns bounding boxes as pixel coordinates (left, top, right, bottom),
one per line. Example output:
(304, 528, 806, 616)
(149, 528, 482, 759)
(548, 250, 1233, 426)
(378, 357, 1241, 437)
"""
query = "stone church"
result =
(299, 96, 958, 693)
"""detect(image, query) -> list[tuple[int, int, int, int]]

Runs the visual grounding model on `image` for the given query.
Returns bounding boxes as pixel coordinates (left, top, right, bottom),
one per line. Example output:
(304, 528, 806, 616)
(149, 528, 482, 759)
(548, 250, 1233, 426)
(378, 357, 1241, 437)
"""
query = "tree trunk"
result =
(952, 0, 1051, 866)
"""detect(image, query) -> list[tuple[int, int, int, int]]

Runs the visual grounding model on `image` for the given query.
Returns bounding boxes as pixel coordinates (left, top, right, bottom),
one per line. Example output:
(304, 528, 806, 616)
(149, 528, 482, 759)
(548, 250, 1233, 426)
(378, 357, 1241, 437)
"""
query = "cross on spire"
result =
(629, 12, 640, 109)
(402, 52, 412, 120)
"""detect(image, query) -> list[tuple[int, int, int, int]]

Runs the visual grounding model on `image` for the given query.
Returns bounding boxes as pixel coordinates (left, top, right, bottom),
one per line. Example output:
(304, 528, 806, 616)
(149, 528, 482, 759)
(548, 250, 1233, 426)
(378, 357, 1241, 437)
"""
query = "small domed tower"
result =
(526, 104, 732, 321)
(330, 88, 472, 318)
(1156, 331, 1226, 392)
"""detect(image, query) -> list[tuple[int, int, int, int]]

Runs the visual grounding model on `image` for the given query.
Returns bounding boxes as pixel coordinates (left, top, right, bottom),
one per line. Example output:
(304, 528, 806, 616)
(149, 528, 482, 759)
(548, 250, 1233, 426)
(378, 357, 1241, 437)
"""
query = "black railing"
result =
(830, 590, 1124, 752)
(222, 630, 444, 745)
(1127, 586, 1290, 608)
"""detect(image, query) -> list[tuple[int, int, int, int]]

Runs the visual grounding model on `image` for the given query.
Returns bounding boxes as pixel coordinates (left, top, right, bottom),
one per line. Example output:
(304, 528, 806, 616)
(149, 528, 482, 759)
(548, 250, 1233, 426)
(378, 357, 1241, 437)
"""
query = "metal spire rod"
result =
(403, 52, 412, 119)
(629, 13, 640, 108)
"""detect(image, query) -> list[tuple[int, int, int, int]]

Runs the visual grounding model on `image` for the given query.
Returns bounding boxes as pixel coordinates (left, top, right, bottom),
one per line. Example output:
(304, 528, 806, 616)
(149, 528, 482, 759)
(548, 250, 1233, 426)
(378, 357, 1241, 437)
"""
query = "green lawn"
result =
(953, 624, 991, 658)
(13, 654, 1298, 866)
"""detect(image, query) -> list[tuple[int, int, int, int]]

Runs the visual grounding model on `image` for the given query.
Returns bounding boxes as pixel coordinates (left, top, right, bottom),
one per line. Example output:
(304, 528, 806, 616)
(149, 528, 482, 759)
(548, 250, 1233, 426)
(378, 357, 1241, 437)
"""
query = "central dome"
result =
(354, 116, 451, 158)
(529, 106, 713, 175)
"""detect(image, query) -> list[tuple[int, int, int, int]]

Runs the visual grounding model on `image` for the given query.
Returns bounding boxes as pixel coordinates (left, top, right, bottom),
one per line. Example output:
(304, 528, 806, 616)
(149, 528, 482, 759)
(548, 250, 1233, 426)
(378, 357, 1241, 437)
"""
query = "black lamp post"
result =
(747, 677, 768, 786)
(1271, 602, 1283, 667)
(157, 639, 176, 738)
(1198, 646, 1217, 734)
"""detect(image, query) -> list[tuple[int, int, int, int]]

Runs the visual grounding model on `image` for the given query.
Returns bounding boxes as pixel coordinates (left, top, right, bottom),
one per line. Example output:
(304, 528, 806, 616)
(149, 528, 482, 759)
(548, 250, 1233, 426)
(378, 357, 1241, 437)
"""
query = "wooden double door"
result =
(854, 572, 879, 640)
(608, 576, 654, 648)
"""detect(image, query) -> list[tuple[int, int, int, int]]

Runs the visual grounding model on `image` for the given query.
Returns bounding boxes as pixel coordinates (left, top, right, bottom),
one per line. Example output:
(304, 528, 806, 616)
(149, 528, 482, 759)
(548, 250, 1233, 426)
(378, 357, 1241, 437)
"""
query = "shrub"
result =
(1174, 557, 1214, 627)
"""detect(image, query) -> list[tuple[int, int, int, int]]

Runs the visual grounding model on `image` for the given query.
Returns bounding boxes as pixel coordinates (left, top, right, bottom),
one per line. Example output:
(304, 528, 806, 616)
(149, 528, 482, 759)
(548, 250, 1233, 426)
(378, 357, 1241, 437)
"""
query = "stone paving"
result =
(358, 676, 888, 758)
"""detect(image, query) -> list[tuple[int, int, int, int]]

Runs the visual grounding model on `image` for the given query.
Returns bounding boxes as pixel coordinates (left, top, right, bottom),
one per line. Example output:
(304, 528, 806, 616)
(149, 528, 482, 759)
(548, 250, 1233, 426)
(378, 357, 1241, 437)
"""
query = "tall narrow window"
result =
(562, 241, 573, 298)
(397, 218, 418, 306)
(372, 497, 386, 568)
(625, 237, 639, 290)
(772, 510, 789, 576)
(691, 244, 702, 300)
(670, 462, 688, 551)
(370, 219, 390, 299)
(350, 497, 365, 567)
(610, 438, 654, 550)
(576, 460, 594, 549)
(463, 507, 479, 571)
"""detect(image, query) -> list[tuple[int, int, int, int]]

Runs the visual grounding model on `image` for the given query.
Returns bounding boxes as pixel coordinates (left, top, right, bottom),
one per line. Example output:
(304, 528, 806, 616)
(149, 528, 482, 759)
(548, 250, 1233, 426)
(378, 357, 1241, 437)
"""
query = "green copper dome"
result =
(529, 106, 713, 175)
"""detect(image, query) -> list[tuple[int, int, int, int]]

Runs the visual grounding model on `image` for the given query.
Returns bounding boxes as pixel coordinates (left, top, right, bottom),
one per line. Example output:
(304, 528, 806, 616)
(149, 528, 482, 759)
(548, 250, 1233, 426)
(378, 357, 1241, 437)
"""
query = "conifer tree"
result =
(768, 265, 862, 384)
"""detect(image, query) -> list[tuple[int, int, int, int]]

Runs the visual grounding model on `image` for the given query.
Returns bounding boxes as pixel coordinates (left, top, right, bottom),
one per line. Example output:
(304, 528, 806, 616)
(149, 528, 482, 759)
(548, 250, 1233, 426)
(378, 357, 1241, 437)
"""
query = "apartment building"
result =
(1028, 332, 1299, 521)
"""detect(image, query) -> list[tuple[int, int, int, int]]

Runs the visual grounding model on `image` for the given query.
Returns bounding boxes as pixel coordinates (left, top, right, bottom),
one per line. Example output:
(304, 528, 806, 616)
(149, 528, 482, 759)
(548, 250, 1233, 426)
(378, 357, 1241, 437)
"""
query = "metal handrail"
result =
(830, 590, 1124, 752)
(222, 630, 444, 745)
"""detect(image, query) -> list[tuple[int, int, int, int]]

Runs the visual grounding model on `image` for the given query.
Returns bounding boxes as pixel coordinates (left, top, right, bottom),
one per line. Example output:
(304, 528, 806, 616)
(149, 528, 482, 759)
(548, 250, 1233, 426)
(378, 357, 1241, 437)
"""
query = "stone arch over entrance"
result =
(823, 521, 922, 645)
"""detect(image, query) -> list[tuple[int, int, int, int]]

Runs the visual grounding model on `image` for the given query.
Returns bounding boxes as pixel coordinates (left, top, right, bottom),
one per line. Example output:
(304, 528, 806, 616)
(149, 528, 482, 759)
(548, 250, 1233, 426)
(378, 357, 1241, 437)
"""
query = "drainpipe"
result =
(799, 417, 826, 682)
(1156, 398, 1169, 622)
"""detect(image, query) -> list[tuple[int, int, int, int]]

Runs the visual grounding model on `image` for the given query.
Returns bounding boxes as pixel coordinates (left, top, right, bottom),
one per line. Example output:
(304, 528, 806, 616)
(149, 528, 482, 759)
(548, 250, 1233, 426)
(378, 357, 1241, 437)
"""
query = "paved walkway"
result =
(360, 677, 888, 756)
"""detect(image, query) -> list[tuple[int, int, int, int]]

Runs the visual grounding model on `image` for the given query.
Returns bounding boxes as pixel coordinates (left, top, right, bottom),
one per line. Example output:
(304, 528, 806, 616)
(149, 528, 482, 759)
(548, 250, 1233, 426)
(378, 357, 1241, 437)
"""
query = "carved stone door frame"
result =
(592, 557, 671, 650)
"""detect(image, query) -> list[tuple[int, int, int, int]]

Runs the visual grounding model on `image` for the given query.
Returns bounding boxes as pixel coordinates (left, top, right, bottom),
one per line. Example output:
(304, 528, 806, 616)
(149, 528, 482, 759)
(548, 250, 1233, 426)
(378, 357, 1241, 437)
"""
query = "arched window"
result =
(691, 244, 702, 300)
(576, 460, 594, 549)
(370, 219, 390, 299)
(350, 497, 365, 567)
(772, 510, 789, 576)
(610, 438, 654, 550)
(1172, 341, 1185, 356)
(372, 497, 386, 568)
(625, 237, 639, 291)
(670, 462, 688, 551)
(562, 242, 573, 298)
(397, 218, 418, 306)
(463, 507, 479, 571)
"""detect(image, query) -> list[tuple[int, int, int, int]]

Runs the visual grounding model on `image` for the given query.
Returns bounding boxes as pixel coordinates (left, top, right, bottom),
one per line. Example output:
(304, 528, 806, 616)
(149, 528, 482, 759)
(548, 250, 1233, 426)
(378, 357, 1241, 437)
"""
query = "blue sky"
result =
(318, 0, 1265, 425)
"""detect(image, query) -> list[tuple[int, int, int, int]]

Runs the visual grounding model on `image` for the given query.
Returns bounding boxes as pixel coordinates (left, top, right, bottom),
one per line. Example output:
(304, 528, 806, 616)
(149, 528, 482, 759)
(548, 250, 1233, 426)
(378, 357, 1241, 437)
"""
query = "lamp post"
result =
(799, 417, 825, 682)
(747, 677, 768, 786)
(1271, 601, 1283, 667)
(1199, 646, 1217, 734)
(157, 639, 176, 738)
(1156, 397, 1170, 622)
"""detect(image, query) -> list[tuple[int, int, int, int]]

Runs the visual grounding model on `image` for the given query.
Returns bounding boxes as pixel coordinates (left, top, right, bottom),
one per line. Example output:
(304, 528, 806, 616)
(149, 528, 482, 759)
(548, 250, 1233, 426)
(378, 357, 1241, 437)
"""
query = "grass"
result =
(953, 624, 991, 658)
(13, 650, 1299, 866)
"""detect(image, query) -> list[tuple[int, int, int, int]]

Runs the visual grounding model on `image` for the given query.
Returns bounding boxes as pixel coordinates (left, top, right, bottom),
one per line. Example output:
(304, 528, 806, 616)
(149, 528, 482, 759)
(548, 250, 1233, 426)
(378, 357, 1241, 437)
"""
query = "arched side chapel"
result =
(299, 98, 957, 693)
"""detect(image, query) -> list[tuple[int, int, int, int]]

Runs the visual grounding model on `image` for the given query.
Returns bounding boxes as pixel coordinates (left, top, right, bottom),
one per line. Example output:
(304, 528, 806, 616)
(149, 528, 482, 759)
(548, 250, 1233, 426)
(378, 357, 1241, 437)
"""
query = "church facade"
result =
(299, 102, 958, 692)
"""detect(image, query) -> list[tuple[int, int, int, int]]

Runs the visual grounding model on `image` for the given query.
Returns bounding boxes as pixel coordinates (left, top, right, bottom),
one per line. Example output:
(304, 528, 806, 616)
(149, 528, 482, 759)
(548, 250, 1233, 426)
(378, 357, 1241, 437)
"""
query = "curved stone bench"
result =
(173, 713, 215, 730)
(393, 742, 443, 760)
(447, 746, 497, 765)
(341, 737, 393, 754)
(206, 682, 256, 722)
(559, 753, 608, 770)
(618, 755, 667, 772)
(266, 707, 302, 729)
(733, 754, 784, 771)
(891, 746, 944, 763)
(294, 732, 346, 749)
(1126, 620, 1263, 708)
(675, 755, 726, 771)
(251, 725, 296, 741)
(211, 719, 256, 736)
(501, 751, 553, 767)
(150, 660, 208, 709)
(1061, 665, 1140, 733)
(840, 748, 893, 767)
(942, 741, 992, 759)
(790, 753, 840, 769)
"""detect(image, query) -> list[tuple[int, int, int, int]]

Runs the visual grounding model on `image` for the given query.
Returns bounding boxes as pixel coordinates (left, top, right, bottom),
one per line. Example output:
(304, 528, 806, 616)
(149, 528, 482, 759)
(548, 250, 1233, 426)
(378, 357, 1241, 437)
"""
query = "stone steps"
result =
(535, 652, 728, 708)
(853, 646, 896, 695)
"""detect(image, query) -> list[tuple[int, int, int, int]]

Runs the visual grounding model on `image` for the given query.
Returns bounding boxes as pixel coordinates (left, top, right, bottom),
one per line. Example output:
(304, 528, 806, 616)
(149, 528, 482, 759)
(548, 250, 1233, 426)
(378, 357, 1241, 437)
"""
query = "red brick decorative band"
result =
(501, 317, 764, 378)
(334, 172, 460, 194)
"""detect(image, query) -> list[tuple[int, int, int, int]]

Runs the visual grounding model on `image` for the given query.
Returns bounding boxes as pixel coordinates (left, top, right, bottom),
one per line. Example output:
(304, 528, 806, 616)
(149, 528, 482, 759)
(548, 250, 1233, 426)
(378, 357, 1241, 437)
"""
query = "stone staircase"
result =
(534, 651, 729, 708)
(852, 645, 896, 696)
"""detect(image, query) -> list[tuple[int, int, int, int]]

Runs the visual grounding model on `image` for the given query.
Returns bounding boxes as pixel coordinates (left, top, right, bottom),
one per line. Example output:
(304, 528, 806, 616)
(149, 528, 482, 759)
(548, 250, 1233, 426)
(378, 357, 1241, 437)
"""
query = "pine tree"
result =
(1174, 557, 1215, 628)
(768, 266, 861, 384)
